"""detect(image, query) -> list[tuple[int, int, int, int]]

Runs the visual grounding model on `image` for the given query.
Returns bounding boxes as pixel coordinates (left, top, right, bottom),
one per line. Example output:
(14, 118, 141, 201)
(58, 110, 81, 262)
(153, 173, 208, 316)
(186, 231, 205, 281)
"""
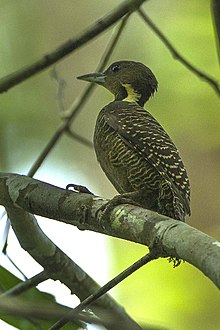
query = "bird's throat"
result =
(121, 83, 141, 103)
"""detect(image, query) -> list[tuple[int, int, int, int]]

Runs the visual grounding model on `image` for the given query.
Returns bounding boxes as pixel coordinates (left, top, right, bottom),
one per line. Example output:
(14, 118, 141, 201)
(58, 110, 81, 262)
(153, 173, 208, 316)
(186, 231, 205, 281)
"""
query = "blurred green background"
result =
(0, 0, 219, 329)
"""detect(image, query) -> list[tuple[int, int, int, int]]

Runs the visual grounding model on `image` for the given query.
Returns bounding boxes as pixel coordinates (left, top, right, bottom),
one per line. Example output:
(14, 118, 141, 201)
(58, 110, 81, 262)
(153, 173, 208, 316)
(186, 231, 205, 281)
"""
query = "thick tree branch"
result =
(0, 173, 143, 330)
(0, 0, 147, 93)
(138, 9, 220, 97)
(0, 172, 219, 290)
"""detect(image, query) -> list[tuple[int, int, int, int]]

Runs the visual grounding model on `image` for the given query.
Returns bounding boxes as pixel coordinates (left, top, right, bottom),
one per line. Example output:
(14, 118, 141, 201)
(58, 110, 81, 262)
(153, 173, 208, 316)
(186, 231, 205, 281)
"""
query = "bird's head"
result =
(77, 60, 158, 107)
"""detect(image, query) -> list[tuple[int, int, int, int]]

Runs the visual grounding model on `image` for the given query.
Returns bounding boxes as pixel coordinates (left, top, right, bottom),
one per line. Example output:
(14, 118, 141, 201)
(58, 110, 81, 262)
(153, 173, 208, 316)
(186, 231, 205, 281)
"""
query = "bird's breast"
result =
(93, 106, 161, 194)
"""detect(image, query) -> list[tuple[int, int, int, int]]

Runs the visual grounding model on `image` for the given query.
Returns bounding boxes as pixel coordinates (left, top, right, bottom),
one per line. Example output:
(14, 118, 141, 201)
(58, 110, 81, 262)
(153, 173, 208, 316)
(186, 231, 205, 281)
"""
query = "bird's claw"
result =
(66, 183, 94, 195)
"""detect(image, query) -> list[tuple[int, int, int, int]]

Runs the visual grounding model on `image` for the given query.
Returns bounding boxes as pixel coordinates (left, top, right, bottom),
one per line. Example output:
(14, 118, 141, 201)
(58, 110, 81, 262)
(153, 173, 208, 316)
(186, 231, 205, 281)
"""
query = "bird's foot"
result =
(66, 183, 94, 195)
(96, 194, 141, 230)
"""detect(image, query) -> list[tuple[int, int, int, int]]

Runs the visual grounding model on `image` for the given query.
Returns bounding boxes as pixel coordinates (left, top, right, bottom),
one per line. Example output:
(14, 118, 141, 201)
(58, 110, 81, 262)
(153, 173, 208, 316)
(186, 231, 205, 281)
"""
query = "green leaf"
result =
(0, 266, 83, 330)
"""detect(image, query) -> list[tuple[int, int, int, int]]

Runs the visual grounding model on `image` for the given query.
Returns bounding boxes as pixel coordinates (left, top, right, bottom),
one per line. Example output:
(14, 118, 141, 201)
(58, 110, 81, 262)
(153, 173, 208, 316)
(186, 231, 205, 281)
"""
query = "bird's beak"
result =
(77, 72, 106, 85)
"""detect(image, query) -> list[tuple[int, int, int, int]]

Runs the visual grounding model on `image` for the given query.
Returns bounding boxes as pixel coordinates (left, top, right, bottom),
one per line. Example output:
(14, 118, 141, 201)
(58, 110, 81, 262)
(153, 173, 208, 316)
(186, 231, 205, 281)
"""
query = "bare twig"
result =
(51, 67, 67, 113)
(0, 0, 146, 93)
(3, 246, 27, 280)
(28, 13, 130, 177)
(0, 297, 99, 326)
(211, 0, 220, 63)
(138, 9, 220, 96)
(49, 252, 156, 329)
(1, 271, 49, 297)
(66, 128, 93, 148)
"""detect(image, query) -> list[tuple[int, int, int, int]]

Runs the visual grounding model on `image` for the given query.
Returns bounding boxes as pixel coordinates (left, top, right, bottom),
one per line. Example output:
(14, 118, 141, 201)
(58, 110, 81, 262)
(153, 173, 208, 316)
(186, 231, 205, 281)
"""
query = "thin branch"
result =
(51, 67, 67, 113)
(0, 297, 100, 326)
(66, 128, 93, 148)
(1, 271, 49, 297)
(138, 9, 220, 97)
(27, 13, 130, 177)
(0, 0, 146, 93)
(50, 252, 156, 330)
(3, 250, 27, 280)
(62, 11, 131, 121)
(211, 0, 220, 63)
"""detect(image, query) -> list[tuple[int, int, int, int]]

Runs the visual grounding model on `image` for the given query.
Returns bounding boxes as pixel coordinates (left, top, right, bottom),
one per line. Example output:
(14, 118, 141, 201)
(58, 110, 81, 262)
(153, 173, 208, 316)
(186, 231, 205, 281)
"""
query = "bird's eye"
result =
(111, 64, 120, 72)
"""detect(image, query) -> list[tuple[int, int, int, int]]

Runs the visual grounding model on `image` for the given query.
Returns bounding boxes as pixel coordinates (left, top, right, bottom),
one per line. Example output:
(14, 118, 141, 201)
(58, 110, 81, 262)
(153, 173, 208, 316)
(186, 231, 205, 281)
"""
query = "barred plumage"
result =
(78, 61, 190, 221)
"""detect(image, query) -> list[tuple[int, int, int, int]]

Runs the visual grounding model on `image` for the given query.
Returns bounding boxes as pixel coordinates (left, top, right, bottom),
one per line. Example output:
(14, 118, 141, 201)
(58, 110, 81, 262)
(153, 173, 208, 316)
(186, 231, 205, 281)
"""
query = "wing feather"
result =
(103, 101, 190, 214)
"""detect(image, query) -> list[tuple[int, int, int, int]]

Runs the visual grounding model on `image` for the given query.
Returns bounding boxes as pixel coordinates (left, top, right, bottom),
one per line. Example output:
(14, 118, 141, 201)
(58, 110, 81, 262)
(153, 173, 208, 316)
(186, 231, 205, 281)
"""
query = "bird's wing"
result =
(103, 102, 190, 214)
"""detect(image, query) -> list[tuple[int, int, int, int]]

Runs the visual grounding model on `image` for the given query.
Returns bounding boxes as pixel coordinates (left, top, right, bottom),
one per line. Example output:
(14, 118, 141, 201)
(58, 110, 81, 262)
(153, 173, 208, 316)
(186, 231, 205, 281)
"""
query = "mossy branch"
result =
(0, 172, 219, 290)
(0, 172, 143, 330)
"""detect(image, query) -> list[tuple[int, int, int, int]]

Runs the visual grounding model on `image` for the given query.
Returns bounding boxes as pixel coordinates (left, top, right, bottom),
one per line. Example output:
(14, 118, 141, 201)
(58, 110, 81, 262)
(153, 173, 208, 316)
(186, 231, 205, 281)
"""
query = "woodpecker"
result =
(77, 60, 190, 221)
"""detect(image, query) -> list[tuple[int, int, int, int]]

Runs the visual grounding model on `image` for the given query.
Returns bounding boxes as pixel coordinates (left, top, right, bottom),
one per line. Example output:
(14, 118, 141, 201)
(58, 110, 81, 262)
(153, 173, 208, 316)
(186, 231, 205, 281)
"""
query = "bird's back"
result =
(94, 100, 190, 221)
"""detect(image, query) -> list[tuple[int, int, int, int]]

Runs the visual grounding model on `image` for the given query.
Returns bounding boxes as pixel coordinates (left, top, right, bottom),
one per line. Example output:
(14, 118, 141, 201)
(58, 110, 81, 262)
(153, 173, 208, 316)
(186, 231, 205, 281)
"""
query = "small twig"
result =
(0, 0, 146, 93)
(3, 252, 27, 280)
(62, 11, 131, 121)
(27, 124, 65, 177)
(211, 0, 220, 63)
(138, 9, 220, 97)
(1, 212, 9, 253)
(51, 66, 67, 113)
(28, 13, 130, 177)
(49, 251, 157, 330)
(1, 271, 49, 297)
(66, 128, 93, 148)
(0, 297, 99, 326)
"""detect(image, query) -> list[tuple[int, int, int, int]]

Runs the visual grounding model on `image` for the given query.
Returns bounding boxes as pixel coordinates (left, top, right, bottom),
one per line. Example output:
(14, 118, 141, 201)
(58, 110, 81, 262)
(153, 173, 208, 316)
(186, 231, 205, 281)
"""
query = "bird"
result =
(77, 60, 190, 221)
